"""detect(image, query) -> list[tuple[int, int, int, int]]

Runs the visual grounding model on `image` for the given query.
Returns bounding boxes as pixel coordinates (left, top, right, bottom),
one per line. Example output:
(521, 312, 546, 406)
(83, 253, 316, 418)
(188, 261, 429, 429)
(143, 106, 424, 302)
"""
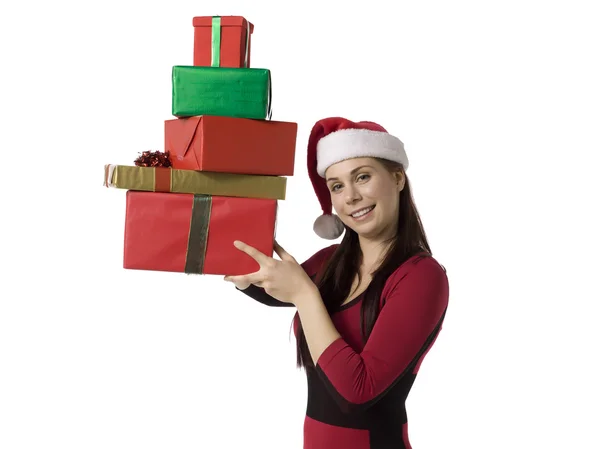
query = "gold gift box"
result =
(103, 164, 287, 200)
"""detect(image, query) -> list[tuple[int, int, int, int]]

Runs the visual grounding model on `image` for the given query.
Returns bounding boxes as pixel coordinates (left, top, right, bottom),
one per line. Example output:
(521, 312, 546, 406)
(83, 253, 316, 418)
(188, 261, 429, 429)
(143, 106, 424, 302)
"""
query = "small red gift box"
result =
(193, 16, 253, 68)
(123, 190, 276, 275)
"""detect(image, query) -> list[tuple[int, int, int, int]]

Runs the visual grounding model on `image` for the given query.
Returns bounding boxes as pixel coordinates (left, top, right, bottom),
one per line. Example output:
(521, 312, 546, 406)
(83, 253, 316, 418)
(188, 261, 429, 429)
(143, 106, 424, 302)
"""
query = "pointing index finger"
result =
(234, 240, 270, 264)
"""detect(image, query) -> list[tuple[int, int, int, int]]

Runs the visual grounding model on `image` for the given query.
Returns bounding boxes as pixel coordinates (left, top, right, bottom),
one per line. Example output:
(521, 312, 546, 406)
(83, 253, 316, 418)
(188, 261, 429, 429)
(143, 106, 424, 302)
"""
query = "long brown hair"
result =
(294, 158, 431, 370)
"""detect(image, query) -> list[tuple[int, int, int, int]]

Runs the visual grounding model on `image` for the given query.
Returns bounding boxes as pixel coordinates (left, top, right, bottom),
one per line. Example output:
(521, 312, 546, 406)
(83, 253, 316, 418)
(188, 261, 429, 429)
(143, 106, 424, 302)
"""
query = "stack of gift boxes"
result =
(104, 16, 297, 276)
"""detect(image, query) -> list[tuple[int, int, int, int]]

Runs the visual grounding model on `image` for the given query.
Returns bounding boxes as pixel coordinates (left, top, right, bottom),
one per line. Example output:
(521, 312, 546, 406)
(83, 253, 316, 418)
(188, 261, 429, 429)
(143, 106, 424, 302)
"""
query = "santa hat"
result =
(307, 117, 409, 240)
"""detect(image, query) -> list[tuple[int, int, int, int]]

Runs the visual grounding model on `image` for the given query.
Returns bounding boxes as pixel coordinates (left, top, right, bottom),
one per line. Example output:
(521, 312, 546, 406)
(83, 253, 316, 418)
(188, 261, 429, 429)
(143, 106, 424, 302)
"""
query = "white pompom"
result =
(313, 214, 344, 240)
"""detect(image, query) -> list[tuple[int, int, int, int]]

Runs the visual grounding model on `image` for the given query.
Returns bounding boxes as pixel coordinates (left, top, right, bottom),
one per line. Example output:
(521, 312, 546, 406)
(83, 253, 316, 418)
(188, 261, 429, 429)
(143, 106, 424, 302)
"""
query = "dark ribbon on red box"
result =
(185, 195, 212, 274)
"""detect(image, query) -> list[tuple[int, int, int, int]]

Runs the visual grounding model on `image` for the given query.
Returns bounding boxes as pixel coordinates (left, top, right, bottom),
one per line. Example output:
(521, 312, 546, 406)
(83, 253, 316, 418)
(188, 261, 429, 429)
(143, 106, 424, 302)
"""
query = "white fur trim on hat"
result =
(316, 129, 408, 177)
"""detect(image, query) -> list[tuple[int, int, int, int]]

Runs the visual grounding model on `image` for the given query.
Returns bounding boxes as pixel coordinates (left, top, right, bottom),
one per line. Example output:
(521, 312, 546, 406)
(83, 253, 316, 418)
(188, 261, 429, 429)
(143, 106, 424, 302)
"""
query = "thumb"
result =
(274, 240, 294, 262)
(224, 275, 251, 290)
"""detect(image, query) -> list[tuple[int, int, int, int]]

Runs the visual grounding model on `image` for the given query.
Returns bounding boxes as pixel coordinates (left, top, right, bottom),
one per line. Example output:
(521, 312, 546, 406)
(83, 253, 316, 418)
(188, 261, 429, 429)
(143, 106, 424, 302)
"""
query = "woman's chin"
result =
(344, 219, 379, 237)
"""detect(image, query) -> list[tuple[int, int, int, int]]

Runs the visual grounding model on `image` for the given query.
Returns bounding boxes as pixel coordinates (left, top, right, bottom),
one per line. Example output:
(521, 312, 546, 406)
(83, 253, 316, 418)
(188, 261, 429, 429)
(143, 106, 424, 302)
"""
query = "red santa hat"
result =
(307, 117, 409, 240)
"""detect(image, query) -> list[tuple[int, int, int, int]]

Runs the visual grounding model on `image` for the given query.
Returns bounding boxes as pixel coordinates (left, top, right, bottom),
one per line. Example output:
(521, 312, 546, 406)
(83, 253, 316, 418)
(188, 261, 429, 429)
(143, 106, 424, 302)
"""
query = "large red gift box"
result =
(165, 115, 297, 176)
(193, 16, 253, 68)
(123, 190, 276, 275)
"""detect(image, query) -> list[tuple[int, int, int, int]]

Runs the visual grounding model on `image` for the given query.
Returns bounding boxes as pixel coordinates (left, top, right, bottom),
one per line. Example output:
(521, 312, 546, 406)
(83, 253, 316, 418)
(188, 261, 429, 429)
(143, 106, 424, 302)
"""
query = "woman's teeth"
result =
(352, 206, 374, 218)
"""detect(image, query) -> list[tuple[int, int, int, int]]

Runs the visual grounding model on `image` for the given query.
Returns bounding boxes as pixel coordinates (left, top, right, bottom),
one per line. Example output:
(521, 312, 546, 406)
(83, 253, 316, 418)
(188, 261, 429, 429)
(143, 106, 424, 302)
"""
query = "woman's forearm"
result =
(294, 287, 343, 365)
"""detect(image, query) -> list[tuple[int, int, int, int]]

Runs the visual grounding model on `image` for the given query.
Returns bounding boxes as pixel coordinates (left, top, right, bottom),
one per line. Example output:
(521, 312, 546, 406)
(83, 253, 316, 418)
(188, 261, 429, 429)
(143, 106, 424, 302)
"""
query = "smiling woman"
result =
(324, 158, 405, 243)
(227, 116, 449, 449)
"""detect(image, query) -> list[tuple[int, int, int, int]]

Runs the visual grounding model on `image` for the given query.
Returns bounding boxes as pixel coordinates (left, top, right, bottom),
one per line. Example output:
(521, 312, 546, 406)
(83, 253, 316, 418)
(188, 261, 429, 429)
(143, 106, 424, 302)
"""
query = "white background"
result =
(1, 0, 599, 448)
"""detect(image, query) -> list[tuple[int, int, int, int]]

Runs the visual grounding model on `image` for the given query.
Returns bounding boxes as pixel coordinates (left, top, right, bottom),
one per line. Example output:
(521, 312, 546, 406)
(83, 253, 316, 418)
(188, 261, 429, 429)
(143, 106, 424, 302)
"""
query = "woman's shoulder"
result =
(376, 252, 450, 316)
(386, 251, 448, 286)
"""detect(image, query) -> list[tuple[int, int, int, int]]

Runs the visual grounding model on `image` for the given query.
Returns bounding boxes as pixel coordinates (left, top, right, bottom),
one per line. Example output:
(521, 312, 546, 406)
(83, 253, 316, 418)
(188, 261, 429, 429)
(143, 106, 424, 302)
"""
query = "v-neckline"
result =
(337, 290, 366, 312)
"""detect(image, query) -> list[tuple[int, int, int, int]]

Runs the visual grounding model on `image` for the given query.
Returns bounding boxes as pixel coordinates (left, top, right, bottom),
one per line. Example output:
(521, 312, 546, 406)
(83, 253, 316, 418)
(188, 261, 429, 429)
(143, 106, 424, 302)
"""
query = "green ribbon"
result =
(243, 18, 250, 68)
(211, 16, 221, 67)
(266, 70, 272, 120)
(211, 16, 251, 68)
(185, 194, 212, 274)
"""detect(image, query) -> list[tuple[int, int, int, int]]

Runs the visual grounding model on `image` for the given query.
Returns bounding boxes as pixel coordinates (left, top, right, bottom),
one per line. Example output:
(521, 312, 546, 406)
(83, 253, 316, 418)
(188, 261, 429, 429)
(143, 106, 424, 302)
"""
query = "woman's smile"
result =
(350, 205, 375, 221)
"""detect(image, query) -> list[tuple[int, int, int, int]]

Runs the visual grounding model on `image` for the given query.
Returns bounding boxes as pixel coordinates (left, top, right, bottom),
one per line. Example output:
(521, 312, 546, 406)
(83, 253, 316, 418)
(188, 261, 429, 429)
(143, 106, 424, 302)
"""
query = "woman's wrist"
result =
(293, 283, 321, 308)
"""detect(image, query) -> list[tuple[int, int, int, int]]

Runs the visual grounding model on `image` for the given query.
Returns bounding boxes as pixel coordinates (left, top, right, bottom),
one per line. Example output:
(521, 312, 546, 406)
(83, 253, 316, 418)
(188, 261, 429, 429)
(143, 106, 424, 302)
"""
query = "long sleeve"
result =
(236, 284, 294, 307)
(315, 256, 449, 414)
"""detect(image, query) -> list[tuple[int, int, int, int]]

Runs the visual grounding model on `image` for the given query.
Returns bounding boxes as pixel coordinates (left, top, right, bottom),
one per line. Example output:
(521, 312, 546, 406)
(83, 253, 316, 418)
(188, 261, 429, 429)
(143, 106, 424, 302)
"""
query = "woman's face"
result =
(325, 157, 404, 240)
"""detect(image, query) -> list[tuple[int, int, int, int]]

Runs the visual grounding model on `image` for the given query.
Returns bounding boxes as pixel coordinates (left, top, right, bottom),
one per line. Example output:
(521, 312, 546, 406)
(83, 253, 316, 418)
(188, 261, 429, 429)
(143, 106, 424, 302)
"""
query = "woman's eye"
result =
(357, 174, 370, 182)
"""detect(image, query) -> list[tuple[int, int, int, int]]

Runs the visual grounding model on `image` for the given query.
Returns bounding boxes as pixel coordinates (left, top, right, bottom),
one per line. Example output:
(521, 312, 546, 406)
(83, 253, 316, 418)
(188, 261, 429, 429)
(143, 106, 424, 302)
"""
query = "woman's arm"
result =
(296, 256, 449, 414)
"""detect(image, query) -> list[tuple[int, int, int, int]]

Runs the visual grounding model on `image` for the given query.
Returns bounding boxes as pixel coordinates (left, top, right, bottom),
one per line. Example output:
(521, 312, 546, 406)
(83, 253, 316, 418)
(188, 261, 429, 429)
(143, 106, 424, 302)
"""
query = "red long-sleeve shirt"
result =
(238, 244, 449, 449)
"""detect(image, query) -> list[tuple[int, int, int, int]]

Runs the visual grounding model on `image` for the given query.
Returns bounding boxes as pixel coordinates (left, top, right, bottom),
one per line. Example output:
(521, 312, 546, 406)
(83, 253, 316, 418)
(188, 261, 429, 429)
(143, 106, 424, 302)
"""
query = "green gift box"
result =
(172, 66, 271, 119)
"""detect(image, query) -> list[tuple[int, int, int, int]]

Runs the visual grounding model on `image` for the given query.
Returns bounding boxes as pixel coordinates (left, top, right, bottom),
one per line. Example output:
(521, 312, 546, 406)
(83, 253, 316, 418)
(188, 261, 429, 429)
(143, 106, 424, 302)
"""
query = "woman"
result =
(224, 117, 449, 449)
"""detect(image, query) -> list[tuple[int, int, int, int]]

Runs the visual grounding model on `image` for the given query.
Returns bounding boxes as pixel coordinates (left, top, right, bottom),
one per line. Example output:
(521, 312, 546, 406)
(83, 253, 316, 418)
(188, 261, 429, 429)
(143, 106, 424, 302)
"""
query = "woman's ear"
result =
(395, 171, 406, 191)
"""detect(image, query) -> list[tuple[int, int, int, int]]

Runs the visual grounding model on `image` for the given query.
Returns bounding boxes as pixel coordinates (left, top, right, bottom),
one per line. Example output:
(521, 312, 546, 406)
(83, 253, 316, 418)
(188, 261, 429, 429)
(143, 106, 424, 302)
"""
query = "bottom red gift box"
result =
(123, 190, 277, 275)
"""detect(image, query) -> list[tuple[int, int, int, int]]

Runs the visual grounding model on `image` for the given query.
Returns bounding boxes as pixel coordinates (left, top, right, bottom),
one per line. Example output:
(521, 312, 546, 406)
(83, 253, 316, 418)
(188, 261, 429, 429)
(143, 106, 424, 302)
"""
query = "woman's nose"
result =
(345, 185, 361, 203)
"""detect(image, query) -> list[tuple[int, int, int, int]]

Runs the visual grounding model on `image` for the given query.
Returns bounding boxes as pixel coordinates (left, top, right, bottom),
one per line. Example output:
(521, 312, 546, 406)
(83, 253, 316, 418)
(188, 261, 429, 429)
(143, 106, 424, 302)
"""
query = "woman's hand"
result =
(224, 240, 317, 306)
(229, 278, 251, 290)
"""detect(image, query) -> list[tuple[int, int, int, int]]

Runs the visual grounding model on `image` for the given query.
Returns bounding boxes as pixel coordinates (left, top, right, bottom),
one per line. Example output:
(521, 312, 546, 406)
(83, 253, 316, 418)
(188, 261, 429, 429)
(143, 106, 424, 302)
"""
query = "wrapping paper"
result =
(165, 115, 296, 176)
(193, 16, 253, 68)
(123, 191, 277, 275)
(171, 66, 271, 119)
(103, 164, 287, 200)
